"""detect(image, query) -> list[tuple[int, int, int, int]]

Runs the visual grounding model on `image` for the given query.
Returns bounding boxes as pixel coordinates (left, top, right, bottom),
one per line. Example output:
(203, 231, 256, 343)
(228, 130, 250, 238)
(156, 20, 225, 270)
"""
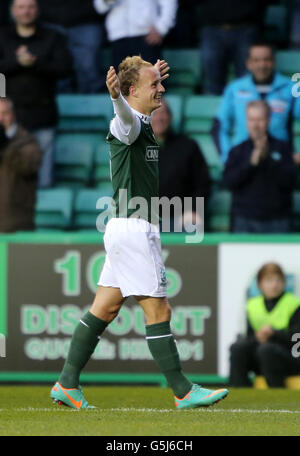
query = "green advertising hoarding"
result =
(3, 232, 300, 384)
(0, 233, 219, 383)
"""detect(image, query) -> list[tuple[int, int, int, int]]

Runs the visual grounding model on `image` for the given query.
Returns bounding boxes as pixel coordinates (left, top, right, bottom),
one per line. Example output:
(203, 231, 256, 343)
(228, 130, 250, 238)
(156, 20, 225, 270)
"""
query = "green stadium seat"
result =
(35, 188, 73, 229)
(100, 47, 112, 74)
(293, 120, 300, 137)
(292, 191, 300, 232)
(164, 94, 183, 133)
(94, 140, 111, 185)
(295, 136, 300, 152)
(55, 136, 95, 188)
(56, 132, 102, 149)
(183, 95, 221, 134)
(208, 190, 232, 232)
(293, 137, 300, 189)
(190, 134, 223, 182)
(276, 51, 300, 78)
(162, 49, 201, 94)
(74, 187, 113, 230)
(57, 94, 113, 133)
(264, 5, 288, 44)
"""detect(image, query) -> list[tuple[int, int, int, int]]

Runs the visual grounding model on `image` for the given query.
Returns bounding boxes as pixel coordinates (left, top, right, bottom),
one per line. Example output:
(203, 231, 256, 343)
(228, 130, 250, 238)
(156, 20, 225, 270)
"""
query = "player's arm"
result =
(106, 66, 140, 145)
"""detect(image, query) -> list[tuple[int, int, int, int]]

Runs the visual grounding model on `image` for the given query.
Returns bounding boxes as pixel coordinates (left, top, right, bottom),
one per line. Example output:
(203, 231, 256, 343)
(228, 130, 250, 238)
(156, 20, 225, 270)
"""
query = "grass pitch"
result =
(1, 385, 300, 436)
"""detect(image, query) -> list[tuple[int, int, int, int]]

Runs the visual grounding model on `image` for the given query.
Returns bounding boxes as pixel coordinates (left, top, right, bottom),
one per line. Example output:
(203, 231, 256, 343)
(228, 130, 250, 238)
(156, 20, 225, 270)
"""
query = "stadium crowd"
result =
(0, 0, 300, 233)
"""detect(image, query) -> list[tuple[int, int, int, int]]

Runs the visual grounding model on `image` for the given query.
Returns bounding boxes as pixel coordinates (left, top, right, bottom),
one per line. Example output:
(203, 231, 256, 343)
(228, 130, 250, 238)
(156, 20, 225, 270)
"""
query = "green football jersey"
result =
(107, 119, 159, 223)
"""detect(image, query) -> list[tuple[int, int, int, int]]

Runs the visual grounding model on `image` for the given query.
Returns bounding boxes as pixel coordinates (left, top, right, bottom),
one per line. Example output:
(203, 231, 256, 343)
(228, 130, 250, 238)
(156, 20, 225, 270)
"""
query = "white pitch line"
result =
(197, 408, 300, 414)
(2, 407, 300, 414)
(13, 407, 79, 413)
(109, 408, 300, 414)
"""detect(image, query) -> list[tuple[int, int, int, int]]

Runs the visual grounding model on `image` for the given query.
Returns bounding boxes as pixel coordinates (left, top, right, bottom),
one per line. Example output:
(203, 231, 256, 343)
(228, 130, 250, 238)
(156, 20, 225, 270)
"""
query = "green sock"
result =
(59, 311, 108, 388)
(146, 321, 193, 398)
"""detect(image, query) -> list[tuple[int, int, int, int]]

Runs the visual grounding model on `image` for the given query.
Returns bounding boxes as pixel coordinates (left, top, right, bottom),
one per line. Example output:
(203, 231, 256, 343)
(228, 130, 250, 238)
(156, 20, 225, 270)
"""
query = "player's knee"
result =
(104, 306, 120, 322)
(105, 301, 125, 321)
(150, 299, 171, 323)
(159, 303, 171, 322)
(90, 301, 123, 323)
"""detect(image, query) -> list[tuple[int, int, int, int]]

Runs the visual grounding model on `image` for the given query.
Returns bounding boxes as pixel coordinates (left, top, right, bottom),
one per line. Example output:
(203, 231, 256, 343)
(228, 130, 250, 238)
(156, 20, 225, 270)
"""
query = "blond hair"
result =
(118, 56, 152, 96)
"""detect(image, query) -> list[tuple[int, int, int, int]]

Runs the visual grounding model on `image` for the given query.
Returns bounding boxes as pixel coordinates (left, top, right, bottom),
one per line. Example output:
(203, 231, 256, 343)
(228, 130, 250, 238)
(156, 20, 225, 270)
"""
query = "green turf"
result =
(1, 386, 300, 436)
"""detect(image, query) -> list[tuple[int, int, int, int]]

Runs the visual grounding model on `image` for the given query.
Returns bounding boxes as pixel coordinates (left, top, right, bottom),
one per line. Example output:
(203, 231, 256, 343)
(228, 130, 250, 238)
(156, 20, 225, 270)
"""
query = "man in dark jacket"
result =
(223, 100, 296, 233)
(152, 98, 211, 232)
(0, 98, 42, 232)
(38, 0, 104, 93)
(0, 0, 72, 188)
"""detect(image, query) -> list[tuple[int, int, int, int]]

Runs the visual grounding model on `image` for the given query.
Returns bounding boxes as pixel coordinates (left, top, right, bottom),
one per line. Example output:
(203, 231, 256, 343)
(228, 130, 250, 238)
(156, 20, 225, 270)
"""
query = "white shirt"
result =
(94, 0, 177, 42)
(110, 92, 152, 145)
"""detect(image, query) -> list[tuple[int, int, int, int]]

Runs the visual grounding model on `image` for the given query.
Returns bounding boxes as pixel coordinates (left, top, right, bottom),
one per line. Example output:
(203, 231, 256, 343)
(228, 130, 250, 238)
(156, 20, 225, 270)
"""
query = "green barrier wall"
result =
(0, 232, 299, 385)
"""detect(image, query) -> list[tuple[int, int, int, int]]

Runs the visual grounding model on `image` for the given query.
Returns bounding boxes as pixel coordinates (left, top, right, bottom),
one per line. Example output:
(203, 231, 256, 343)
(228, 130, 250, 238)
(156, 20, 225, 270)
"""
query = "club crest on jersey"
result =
(145, 146, 159, 161)
(160, 267, 167, 287)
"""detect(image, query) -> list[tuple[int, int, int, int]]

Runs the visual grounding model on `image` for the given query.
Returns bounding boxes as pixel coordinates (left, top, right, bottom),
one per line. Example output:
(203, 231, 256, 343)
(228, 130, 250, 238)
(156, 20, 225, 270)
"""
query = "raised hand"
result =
(146, 27, 163, 46)
(250, 134, 268, 166)
(154, 59, 170, 82)
(106, 66, 120, 99)
(16, 45, 36, 67)
(254, 134, 268, 156)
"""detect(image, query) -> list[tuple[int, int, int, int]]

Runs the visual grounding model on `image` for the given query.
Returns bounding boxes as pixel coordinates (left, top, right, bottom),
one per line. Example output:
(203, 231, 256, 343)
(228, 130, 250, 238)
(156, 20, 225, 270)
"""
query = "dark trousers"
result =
(111, 35, 161, 69)
(232, 215, 291, 234)
(201, 25, 259, 95)
(44, 22, 105, 93)
(229, 338, 300, 387)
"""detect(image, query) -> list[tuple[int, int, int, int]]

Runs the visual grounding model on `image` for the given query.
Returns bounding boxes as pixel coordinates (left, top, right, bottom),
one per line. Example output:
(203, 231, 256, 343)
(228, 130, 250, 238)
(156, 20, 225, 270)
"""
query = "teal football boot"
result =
(50, 382, 96, 410)
(175, 384, 228, 410)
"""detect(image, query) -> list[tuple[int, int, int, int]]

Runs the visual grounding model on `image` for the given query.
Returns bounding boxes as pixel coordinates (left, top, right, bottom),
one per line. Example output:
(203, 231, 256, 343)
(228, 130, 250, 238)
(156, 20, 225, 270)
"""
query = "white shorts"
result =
(98, 218, 167, 298)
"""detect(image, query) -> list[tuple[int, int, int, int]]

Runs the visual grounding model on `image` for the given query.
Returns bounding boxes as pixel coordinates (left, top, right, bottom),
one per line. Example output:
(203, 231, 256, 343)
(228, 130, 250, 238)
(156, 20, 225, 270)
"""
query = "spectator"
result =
(0, 0, 72, 188)
(229, 262, 300, 387)
(213, 42, 300, 164)
(38, 0, 105, 93)
(164, 0, 197, 48)
(152, 98, 211, 232)
(0, 98, 42, 233)
(290, 0, 300, 49)
(200, 0, 269, 95)
(223, 100, 296, 234)
(93, 0, 177, 69)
